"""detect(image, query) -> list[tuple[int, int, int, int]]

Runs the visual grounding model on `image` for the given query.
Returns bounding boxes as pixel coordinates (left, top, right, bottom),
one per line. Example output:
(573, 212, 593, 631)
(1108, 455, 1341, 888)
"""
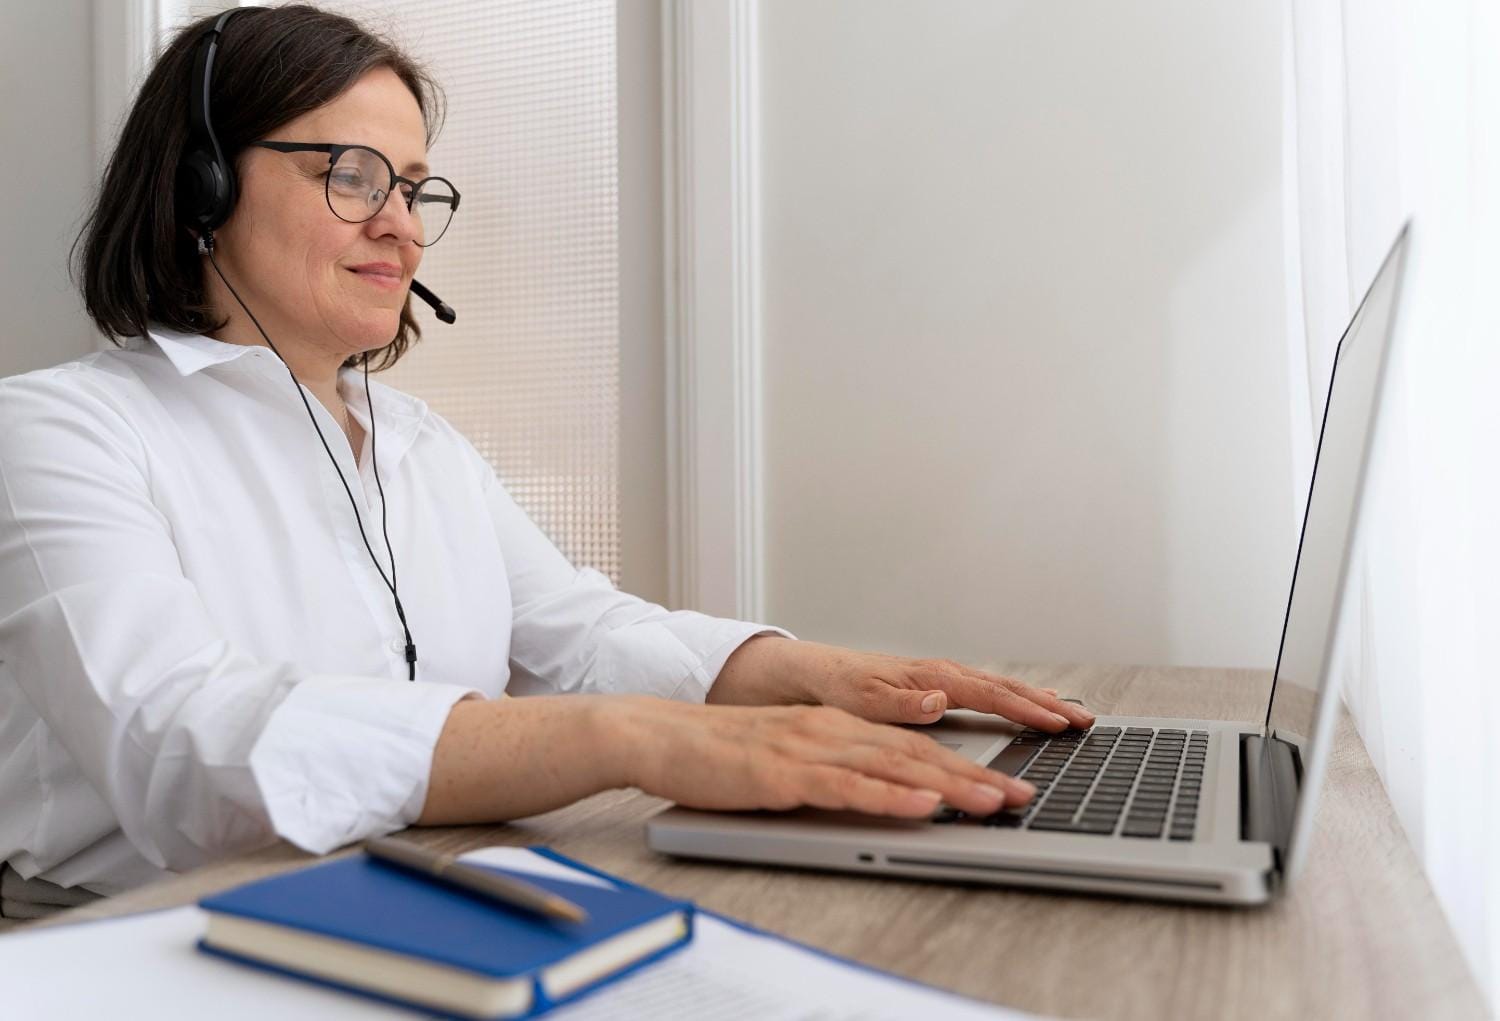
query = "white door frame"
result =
(91, 1, 210, 172)
(661, 0, 766, 620)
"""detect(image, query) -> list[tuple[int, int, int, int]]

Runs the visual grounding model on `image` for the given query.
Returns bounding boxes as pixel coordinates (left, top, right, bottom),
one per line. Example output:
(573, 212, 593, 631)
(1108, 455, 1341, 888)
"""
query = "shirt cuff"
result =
(675, 624, 798, 704)
(247, 674, 482, 854)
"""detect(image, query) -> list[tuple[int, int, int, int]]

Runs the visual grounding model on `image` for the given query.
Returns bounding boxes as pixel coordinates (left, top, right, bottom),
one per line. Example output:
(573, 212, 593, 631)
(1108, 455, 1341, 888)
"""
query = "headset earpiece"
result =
(177, 9, 246, 233)
(176, 146, 236, 231)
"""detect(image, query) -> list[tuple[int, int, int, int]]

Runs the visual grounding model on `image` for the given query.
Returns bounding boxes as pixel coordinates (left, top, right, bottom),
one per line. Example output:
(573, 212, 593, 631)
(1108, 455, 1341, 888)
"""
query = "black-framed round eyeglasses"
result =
(249, 141, 460, 247)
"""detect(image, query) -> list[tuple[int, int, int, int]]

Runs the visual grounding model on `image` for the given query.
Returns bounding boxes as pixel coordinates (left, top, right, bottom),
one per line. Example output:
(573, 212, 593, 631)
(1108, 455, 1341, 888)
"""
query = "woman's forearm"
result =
(707, 636, 854, 707)
(705, 634, 808, 706)
(415, 694, 629, 825)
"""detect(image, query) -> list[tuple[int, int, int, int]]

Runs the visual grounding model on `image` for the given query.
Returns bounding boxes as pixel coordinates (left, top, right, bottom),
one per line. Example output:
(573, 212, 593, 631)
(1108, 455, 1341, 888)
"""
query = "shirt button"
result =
(389, 638, 405, 653)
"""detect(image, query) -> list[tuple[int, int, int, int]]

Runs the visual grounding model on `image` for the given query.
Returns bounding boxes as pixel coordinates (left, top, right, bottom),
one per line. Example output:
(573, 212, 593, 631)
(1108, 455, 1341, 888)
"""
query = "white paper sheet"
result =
(0, 847, 1038, 1020)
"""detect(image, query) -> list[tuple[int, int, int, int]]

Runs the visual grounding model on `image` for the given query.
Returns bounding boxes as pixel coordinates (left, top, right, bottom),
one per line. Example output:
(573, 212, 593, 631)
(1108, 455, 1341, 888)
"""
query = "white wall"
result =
(758, 1, 1293, 668)
(618, 0, 670, 606)
(0, 0, 99, 378)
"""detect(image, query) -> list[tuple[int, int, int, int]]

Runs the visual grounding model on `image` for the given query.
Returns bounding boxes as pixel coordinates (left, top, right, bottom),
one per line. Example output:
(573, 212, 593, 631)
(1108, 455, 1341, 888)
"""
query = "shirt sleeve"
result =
(0, 375, 480, 872)
(478, 459, 796, 703)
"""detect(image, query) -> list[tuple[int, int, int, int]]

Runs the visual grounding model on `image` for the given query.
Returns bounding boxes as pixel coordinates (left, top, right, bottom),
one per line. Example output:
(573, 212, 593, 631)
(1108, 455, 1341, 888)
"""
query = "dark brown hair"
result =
(72, 4, 445, 371)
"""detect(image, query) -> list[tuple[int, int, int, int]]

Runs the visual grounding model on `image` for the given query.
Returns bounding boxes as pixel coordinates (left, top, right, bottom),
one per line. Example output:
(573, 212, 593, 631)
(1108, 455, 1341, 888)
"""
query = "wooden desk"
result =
(22, 665, 1488, 1019)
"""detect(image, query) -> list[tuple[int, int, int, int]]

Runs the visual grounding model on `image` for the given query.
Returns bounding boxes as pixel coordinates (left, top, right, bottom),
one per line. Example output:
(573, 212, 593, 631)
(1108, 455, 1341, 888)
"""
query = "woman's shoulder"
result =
(0, 349, 157, 458)
(1, 343, 160, 401)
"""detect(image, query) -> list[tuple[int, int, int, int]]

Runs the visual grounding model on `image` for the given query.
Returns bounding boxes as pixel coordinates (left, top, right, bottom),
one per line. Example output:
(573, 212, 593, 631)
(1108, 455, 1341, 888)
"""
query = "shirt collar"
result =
(135, 323, 430, 429)
(137, 323, 268, 376)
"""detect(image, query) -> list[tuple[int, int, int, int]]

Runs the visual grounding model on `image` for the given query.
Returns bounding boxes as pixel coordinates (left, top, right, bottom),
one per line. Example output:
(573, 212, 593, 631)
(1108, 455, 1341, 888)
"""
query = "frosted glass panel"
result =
(311, 0, 622, 583)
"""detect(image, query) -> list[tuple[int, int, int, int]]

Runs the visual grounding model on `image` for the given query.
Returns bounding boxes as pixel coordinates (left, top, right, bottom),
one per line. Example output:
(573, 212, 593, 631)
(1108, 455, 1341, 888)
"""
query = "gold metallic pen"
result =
(363, 837, 589, 924)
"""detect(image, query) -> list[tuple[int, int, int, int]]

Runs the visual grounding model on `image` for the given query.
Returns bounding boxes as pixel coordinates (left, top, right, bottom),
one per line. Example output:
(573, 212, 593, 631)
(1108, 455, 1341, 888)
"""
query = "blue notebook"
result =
(196, 851, 694, 1019)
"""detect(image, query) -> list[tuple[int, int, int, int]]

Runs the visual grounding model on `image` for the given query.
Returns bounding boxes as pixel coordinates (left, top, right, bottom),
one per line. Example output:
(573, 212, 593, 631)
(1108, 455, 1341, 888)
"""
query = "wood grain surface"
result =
(14, 665, 1489, 1020)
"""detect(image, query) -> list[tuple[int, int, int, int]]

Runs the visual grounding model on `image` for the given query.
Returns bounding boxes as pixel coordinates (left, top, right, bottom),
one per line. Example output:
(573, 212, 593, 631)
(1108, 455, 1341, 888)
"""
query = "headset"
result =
(178, 7, 455, 680)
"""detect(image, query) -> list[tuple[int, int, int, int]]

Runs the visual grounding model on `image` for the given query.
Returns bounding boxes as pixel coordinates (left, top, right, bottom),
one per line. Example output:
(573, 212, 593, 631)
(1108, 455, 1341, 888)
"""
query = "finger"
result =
(795, 765, 944, 818)
(989, 676, 1095, 728)
(940, 667, 1095, 729)
(922, 661, 1095, 729)
(926, 672, 1077, 731)
(851, 685, 949, 725)
(843, 723, 1037, 805)
(788, 705, 1036, 806)
(901, 731, 1037, 804)
(829, 743, 1015, 816)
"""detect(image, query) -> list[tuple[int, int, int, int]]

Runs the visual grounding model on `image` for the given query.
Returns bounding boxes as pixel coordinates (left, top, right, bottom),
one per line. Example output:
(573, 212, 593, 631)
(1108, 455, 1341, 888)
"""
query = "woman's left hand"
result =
(712, 638, 1096, 732)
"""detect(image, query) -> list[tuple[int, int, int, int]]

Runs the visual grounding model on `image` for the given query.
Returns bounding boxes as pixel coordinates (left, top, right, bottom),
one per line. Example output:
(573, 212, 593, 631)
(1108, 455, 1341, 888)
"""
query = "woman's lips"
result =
(347, 264, 404, 291)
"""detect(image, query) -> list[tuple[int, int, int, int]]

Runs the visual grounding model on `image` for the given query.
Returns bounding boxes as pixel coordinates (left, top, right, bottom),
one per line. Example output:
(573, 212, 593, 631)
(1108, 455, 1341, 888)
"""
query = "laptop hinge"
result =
(1240, 733, 1302, 876)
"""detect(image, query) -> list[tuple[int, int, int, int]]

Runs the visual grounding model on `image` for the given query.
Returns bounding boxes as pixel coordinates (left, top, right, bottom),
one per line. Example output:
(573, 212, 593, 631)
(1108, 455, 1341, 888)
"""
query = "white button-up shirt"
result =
(0, 326, 790, 895)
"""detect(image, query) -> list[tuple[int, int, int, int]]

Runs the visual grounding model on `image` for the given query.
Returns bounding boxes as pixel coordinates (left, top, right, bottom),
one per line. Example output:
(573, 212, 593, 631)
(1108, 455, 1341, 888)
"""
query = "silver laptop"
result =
(648, 225, 1411, 906)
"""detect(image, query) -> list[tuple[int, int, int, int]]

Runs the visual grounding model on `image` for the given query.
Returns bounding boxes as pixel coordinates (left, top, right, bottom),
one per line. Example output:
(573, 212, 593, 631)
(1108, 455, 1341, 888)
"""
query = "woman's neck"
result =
(208, 311, 349, 418)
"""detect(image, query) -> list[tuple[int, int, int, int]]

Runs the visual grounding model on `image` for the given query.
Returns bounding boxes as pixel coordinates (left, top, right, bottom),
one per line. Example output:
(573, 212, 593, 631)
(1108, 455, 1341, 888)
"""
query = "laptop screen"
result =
(1264, 227, 1408, 754)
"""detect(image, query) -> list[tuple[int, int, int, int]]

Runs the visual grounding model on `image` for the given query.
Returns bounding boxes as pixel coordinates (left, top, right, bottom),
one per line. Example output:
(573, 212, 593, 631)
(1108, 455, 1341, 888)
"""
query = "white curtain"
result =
(1284, 0, 1500, 1004)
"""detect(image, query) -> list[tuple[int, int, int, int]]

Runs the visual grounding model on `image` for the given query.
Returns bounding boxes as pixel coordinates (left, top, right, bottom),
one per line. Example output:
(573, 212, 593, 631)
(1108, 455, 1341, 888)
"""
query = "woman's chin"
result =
(336, 308, 403, 354)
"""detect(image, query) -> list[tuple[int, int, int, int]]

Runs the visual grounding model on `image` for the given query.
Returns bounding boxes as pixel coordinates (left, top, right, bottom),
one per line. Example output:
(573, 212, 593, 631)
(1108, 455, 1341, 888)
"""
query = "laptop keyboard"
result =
(932, 726, 1209, 840)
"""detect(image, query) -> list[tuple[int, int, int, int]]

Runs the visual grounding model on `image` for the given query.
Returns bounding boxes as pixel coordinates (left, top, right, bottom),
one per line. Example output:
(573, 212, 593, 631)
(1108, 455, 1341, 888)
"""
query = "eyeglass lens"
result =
(326, 146, 457, 247)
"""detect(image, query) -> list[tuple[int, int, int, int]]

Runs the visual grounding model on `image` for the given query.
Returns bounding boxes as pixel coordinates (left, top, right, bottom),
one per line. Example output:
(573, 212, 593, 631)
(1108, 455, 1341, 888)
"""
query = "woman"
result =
(0, 5, 1091, 915)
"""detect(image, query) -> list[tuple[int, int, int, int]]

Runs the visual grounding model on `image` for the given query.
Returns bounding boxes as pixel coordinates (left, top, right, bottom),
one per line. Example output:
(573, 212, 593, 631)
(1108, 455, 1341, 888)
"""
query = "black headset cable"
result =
(201, 231, 418, 680)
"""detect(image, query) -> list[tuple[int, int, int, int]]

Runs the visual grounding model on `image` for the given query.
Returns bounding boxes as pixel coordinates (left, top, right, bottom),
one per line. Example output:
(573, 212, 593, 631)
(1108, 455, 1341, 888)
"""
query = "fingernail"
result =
(1014, 779, 1037, 798)
(1080, 709, 1097, 725)
(914, 788, 943, 805)
(1050, 713, 1070, 728)
(976, 783, 1007, 805)
(920, 692, 945, 713)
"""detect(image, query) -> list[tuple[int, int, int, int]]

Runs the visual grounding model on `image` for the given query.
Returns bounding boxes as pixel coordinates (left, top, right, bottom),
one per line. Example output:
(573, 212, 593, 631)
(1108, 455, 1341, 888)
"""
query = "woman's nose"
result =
(366, 189, 422, 246)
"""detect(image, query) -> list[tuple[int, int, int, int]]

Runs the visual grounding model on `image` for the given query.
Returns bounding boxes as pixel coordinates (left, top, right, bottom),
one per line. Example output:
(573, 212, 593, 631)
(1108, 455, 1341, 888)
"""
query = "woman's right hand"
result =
(608, 696, 1036, 818)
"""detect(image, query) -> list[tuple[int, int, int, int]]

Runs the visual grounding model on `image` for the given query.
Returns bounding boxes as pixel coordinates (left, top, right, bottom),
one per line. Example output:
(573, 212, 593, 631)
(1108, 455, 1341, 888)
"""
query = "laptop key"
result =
(1072, 818, 1116, 834)
(1027, 818, 1082, 832)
